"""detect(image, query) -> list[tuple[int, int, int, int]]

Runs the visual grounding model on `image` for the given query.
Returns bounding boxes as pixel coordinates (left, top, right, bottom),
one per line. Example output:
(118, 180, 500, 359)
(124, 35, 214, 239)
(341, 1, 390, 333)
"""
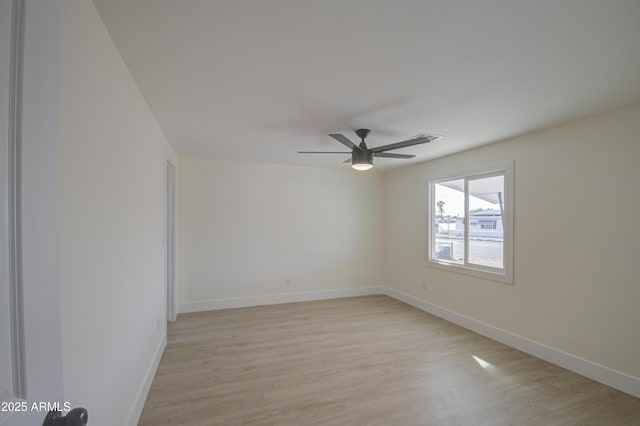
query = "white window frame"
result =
(427, 161, 514, 284)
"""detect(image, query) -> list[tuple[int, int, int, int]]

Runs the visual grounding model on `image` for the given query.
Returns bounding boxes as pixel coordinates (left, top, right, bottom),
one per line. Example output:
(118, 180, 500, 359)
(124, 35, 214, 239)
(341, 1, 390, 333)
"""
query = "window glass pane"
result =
(433, 179, 464, 265)
(467, 175, 504, 269)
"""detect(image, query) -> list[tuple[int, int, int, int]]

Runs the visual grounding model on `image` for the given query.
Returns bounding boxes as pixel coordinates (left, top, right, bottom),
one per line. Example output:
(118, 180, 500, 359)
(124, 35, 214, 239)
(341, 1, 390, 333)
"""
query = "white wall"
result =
(385, 103, 640, 379)
(59, 0, 172, 424)
(177, 159, 385, 305)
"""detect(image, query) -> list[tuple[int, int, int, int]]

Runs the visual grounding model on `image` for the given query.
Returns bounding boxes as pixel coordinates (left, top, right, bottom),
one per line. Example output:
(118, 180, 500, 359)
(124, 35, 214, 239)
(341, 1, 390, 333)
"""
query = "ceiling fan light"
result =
(352, 163, 373, 171)
(351, 149, 373, 171)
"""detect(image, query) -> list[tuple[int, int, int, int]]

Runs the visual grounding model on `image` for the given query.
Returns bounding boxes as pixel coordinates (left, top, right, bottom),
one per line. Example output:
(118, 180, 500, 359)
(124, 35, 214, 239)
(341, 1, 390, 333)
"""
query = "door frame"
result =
(165, 157, 177, 322)
(2, 1, 65, 424)
(1, 0, 27, 406)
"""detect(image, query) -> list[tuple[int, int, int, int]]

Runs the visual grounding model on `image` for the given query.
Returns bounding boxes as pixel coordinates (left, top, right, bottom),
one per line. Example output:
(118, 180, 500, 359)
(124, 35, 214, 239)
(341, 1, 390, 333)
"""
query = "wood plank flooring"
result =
(139, 295, 640, 425)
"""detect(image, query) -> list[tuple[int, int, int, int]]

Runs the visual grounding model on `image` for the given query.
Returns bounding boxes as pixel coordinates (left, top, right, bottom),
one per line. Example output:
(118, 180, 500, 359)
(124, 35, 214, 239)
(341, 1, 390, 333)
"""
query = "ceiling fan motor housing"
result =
(352, 149, 373, 166)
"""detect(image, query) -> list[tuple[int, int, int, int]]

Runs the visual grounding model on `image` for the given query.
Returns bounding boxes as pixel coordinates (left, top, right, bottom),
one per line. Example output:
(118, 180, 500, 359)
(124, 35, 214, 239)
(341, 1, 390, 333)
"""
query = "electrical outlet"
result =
(285, 278, 292, 287)
(421, 281, 428, 291)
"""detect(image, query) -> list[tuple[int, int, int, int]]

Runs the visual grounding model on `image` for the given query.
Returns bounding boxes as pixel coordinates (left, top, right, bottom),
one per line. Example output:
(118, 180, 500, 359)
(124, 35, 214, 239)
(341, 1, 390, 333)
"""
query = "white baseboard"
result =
(381, 287, 640, 398)
(178, 286, 384, 313)
(126, 334, 166, 426)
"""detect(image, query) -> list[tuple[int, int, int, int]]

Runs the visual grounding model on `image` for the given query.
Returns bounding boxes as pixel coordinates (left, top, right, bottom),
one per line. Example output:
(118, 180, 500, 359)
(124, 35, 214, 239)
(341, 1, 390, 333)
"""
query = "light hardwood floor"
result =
(139, 296, 640, 425)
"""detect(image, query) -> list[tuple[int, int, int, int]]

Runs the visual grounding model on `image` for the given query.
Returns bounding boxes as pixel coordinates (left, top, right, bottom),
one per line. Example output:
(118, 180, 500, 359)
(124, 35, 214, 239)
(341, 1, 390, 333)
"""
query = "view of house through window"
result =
(429, 164, 512, 282)
(467, 175, 504, 269)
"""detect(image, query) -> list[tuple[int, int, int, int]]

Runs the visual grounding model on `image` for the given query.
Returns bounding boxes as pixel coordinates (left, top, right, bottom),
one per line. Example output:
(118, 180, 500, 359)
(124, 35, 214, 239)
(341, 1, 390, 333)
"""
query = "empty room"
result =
(2, 0, 640, 425)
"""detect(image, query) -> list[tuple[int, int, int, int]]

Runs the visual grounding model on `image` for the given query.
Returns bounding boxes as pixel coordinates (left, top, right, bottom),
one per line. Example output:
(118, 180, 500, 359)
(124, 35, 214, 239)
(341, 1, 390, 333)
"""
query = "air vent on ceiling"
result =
(410, 133, 443, 143)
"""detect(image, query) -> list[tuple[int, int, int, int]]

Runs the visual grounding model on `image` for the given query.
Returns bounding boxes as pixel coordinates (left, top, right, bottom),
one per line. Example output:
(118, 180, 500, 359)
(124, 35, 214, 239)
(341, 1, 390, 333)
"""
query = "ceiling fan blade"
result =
(297, 151, 351, 154)
(374, 152, 415, 159)
(369, 136, 432, 153)
(329, 134, 362, 151)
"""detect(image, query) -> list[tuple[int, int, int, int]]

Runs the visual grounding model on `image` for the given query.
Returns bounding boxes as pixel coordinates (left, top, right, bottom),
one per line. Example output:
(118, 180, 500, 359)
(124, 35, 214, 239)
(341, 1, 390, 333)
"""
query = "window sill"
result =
(426, 259, 513, 285)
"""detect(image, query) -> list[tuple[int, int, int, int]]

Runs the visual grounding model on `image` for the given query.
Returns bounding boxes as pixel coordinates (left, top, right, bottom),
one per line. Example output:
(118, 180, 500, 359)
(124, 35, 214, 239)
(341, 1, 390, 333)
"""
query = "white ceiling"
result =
(93, 0, 640, 171)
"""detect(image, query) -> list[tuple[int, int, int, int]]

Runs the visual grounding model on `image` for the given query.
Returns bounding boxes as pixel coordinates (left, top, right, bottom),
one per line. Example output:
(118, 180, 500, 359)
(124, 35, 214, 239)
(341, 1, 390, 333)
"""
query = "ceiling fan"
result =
(298, 129, 441, 170)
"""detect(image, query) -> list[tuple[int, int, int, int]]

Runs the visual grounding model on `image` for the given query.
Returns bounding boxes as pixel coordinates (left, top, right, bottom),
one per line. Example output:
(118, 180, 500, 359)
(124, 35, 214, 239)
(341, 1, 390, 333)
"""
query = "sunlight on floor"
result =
(472, 355, 494, 371)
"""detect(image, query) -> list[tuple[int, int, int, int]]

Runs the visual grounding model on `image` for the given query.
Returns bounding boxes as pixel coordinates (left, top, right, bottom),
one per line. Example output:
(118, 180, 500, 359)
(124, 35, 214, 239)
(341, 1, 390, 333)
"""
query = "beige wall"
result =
(59, 0, 173, 424)
(177, 159, 385, 304)
(385, 103, 640, 378)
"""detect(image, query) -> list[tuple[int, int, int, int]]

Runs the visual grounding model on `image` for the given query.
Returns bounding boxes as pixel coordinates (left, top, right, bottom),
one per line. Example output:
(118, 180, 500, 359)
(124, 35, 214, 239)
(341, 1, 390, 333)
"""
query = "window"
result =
(427, 162, 513, 283)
